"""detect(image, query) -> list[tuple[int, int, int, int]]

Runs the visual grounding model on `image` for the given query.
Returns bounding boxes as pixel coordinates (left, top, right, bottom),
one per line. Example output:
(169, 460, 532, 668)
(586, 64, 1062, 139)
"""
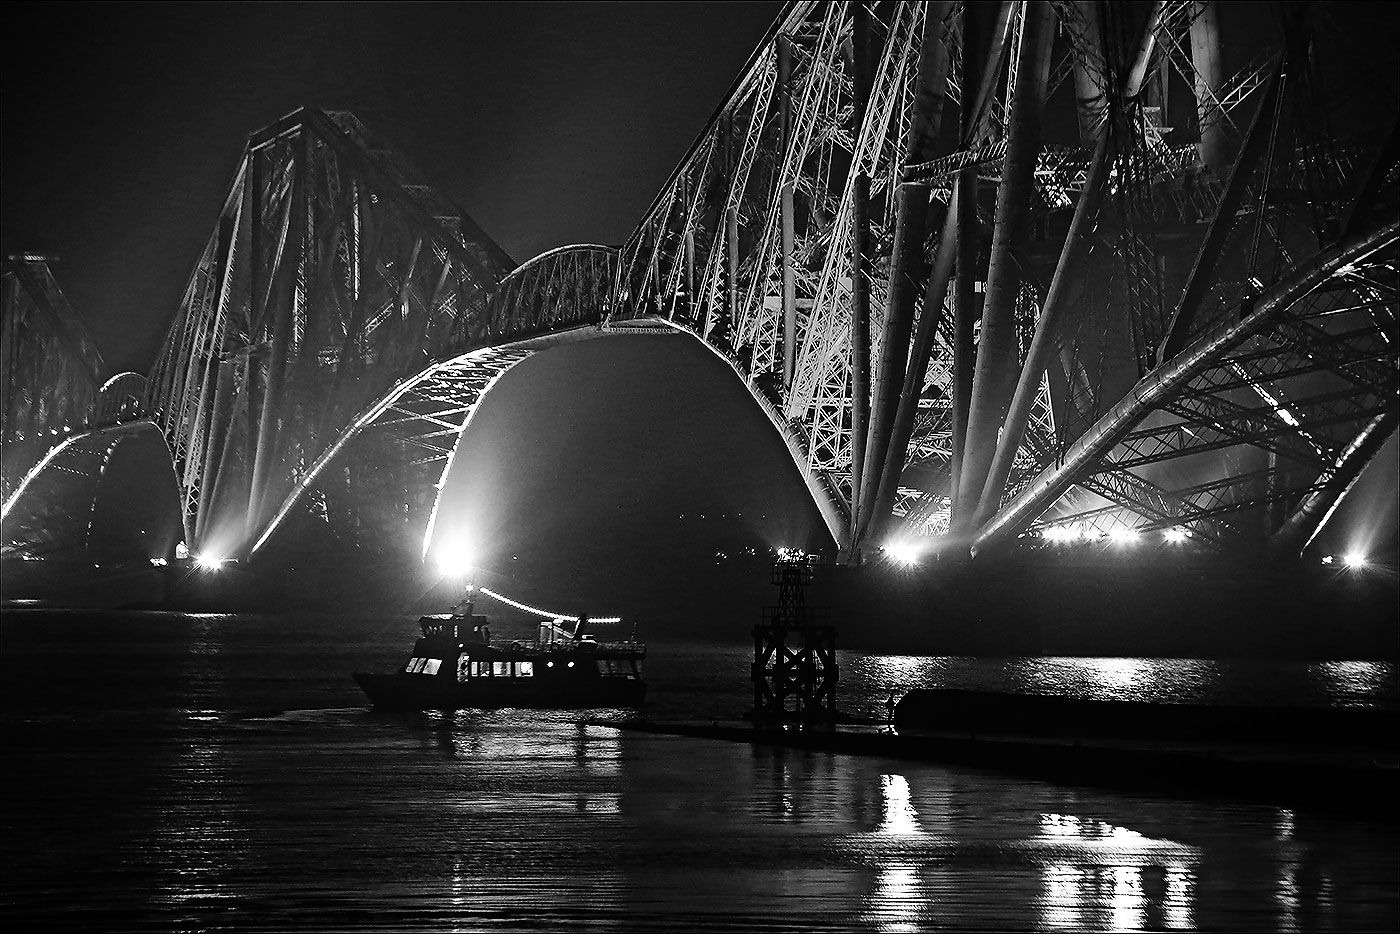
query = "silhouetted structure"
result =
(752, 554, 838, 722)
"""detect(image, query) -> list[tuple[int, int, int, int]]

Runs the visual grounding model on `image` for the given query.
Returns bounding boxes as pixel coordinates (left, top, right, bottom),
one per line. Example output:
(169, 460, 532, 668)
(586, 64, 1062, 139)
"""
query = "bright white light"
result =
(884, 542, 920, 566)
(1343, 552, 1367, 568)
(1109, 528, 1140, 545)
(1321, 554, 1335, 565)
(195, 553, 224, 571)
(435, 539, 475, 578)
(1163, 528, 1188, 544)
(149, 557, 168, 568)
(1044, 527, 1074, 543)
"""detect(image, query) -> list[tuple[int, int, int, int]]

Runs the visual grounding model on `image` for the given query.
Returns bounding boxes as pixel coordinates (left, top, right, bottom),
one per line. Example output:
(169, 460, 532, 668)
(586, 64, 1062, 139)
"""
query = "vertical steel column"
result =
(1123, 1, 1165, 102)
(1189, 0, 1229, 177)
(957, 0, 1055, 522)
(235, 147, 267, 550)
(684, 190, 696, 324)
(778, 34, 797, 389)
(727, 204, 740, 327)
(974, 130, 1114, 524)
(972, 0, 1168, 521)
(848, 0, 873, 549)
(949, 1, 995, 533)
(718, 104, 738, 342)
(247, 137, 306, 547)
(849, 172, 872, 534)
(191, 214, 240, 545)
(1070, 0, 1108, 142)
(856, 0, 952, 539)
(871, 188, 960, 541)
(857, 181, 929, 534)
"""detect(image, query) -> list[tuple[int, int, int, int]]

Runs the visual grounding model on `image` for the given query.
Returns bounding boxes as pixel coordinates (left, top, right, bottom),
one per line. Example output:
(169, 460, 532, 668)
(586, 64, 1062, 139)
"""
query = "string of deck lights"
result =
(477, 587, 622, 624)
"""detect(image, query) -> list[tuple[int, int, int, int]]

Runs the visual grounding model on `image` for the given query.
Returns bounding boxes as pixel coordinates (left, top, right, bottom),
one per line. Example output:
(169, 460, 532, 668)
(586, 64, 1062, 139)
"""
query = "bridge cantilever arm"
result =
(971, 219, 1400, 556)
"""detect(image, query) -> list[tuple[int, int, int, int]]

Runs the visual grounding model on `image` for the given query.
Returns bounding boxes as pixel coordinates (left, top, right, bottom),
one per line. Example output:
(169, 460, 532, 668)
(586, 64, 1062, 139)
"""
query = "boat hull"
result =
(354, 670, 647, 711)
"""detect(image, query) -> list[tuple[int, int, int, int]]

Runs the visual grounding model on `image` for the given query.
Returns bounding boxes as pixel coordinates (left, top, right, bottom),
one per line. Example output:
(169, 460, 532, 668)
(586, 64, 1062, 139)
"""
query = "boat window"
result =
(422, 658, 442, 676)
(404, 657, 421, 673)
(471, 661, 490, 678)
(493, 661, 510, 678)
(457, 656, 470, 682)
(517, 661, 534, 677)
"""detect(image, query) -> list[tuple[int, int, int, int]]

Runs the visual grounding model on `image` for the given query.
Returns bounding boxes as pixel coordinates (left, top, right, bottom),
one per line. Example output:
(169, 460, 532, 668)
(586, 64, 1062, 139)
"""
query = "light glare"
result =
(885, 542, 920, 566)
(435, 540, 475, 578)
(1343, 552, 1367, 568)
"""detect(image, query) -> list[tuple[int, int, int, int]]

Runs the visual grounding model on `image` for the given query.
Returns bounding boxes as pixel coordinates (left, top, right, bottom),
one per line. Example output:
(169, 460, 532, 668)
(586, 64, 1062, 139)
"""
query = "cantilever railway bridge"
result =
(3, 0, 1397, 570)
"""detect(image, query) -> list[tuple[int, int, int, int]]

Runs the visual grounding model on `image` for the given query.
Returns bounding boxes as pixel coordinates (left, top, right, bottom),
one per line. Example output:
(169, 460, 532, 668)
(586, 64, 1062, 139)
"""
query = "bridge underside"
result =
(248, 318, 686, 565)
(1, 421, 183, 565)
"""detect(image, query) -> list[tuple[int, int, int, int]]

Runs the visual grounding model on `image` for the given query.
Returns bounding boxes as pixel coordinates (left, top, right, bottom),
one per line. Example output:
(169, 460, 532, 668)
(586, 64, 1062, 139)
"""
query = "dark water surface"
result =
(2, 609, 1397, 931)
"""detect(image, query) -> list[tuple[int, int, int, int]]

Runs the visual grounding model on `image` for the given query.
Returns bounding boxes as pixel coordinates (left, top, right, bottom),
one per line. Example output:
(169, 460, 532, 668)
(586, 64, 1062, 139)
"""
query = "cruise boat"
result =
(354, 593, 646, 710)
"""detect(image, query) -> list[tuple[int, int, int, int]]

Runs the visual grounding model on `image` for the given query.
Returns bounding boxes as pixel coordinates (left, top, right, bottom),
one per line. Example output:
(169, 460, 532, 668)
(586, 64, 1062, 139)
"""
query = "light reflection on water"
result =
(2, 611, 1397, 931)
(839, 651, 1399, 715)
(1034, 812, 1199, 931)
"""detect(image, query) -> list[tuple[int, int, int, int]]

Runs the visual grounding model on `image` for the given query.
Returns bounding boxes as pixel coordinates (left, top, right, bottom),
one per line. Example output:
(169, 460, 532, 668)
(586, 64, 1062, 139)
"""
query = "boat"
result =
(354, 591, 646, 710)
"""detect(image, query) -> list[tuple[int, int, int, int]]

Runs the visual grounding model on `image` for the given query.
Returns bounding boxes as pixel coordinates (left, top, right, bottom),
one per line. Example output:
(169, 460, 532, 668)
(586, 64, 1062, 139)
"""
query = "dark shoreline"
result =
(4, 548, 1396, 660)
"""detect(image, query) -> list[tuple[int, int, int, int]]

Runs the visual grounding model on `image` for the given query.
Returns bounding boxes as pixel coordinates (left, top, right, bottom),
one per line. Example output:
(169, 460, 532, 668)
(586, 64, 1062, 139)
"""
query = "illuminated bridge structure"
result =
(3, 1, 1396, 569)
(1, 255, 153, 558)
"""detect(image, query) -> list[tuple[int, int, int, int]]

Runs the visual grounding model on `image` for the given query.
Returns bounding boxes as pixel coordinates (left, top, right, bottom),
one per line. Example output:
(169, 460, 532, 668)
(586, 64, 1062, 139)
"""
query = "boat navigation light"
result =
(1343, 552, 1368, 568)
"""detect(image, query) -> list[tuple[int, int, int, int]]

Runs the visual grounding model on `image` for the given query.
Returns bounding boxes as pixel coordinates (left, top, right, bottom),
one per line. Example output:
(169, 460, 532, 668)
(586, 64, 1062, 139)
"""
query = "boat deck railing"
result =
(494, 638, 646, 656)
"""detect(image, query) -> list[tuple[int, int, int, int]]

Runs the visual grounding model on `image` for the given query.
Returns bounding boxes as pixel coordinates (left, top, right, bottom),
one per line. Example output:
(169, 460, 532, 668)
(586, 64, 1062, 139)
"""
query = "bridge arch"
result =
(229, 237, 848, 564)
(95, 372, 149, 425)
(1, 420, 184, 565)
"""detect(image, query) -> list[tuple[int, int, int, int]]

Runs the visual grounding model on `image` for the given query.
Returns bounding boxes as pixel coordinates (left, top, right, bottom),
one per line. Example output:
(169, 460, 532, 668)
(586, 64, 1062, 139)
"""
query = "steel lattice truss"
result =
(1, 258, 156, 557)
(614, 1, 1059, 546)
(0, 421, 168, 559)
(143, 108, 622, 558)
(8, 3, 1395, 567)
(981, 221, 1398, 552)
(613, 0, 1398, 558)
(1, 256, 108, 504)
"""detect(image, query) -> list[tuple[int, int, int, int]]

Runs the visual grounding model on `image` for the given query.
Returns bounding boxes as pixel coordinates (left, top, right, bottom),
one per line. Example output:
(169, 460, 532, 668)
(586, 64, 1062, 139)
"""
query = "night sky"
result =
(3, 1, 783, 371)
